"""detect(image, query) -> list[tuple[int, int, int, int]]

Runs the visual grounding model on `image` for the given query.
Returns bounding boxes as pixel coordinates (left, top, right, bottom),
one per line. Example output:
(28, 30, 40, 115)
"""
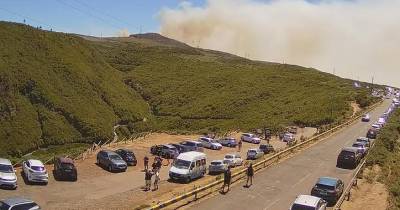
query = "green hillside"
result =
(0, 21, 376, 158)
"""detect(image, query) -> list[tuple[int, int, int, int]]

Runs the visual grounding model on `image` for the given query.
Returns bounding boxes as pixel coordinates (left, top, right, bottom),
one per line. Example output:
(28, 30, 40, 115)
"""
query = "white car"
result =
(361, 114, 370, 122)
(0, 158, 17, 189)
(283, 132, 295, 142)
(223, 154, 243, 167)
(198, 137, 222, 150)
(241, 133, 261, 144)
(22, 159, 48, 184)
(372, 123, 382, 131)
(290, 195, 327, 210)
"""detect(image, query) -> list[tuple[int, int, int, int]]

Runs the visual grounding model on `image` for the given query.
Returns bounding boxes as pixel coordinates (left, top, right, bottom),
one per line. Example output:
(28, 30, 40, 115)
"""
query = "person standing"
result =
(246, 163, 254, 187)
(238, 140, 242, 152)
(221, 166, 232, 193)
(153, 171, 160, 191)
(144, 169, 153, 191)
(144, 156, 149, 171)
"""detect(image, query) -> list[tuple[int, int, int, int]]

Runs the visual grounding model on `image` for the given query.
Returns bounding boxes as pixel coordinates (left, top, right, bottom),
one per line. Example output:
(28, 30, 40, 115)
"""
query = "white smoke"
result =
(159, 0, 400, 87)
(116, 28, 130, 37)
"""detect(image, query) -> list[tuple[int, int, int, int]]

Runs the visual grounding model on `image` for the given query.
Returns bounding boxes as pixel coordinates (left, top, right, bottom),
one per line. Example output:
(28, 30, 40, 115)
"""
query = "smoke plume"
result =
(159, 0, 400, 87)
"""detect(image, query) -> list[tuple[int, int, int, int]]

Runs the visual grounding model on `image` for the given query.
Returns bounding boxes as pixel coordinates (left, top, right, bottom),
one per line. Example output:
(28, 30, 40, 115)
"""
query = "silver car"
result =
(199, 137, 222, 150)
(247, 149, 264, 160)
(208, 160, 227, 175)
(97, 150, 127, 172)
(0, 158, 17, 189)
(0, 197, 40, 210)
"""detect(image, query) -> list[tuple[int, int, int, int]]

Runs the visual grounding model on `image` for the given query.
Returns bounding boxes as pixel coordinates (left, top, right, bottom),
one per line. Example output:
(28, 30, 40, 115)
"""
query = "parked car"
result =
(170, 143, 190, 154)
(311, 177, 344, 204)
(0, 158, 17, 189)
(247, 149, 264, 160)
(217, 137, 237, 147)
(361, 113, 370, 122)
(282, 132, 295, 142)
(96, 150, 127, 172)
(288, 126, 298, 134)
(150, 144, 179, 159)
(352, 142, 368, 157)
(179, 141, 204, 152)
(208, 160, 227, 175)
(169, 151, 206, 183)
(290, 195, 327, 210)
(22, 159, 48, 184)
(198, 137, 222, 150)
(366, 128, 378, 139)
(336, 147, 362, 169)
(0, 197, 40, 210)
(53, 157, 77, 181)
(356, 137, 371, 147)
(241, 133, 261, 144)
(115, 149, 137, 166)
(223, 154, 243, 167)
(371, 123, 382, 131)
(259, 144, 274, 154)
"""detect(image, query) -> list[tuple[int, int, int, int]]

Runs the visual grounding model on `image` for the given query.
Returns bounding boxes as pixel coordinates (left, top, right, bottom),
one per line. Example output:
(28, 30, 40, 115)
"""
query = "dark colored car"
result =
(366, 128, 378, 139)
(115, 149, 137, 166)
(336, 147, 361, 169)
(170, 143, 190, 154)
(179, 141, 204, 152)
(259, 144, 275, 154)
(96, 150, 127, 172)
(311, 177, 344, 204)
(150, 144, 179, 159)
(217, 137, 237, 147)
(53, 157, 77, 181)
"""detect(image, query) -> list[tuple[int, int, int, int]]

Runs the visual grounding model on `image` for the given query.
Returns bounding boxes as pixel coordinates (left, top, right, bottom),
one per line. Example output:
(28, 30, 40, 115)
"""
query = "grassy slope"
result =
(367, 108, 400, 209)
(0, 21, 375, 158)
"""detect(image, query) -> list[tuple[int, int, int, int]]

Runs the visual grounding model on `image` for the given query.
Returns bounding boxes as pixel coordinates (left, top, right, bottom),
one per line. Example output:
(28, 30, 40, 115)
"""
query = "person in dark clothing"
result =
(156, 157, 162, 171)
(221, 166, 232, 193)
(246, 163, 254, 187)
(144, 156, 149, 171)
(144, 169, 153, 191)
(238, 140, 242, 152)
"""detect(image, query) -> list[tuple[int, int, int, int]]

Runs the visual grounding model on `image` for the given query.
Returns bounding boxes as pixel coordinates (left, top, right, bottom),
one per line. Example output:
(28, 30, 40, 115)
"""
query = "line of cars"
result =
(290, 100, 398, 210)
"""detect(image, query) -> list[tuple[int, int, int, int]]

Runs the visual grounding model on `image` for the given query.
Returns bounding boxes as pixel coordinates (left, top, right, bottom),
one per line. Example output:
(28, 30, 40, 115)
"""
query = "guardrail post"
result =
(346, 191, 351, 201)
(353, 179, 358, 187)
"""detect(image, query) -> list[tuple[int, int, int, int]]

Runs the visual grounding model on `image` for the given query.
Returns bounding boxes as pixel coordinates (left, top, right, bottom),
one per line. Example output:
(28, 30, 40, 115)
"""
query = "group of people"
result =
(221, 163, 254, 193)
(143, 156, 162, 191)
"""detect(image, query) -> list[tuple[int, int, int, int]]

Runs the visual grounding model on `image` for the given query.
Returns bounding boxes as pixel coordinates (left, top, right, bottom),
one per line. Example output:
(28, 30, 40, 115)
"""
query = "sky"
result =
(0, 0, 205, 36)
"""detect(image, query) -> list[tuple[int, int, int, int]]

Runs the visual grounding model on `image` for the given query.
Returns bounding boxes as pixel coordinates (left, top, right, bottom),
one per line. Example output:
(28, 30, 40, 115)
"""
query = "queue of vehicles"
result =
(290, 97, 399, 210)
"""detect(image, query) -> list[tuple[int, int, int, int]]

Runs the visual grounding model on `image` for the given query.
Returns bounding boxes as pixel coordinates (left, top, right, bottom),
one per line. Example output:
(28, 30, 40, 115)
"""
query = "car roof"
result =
(293, 195, 321, 207)
(317, 177, 339, 186)
(2, 197, 36, 206)
(0, 158, 12, 165)
(28, 159, 44, 166)
(177, 151, 206, 161)
(341, 147, 358, 153)
(58, 157, 74, 164)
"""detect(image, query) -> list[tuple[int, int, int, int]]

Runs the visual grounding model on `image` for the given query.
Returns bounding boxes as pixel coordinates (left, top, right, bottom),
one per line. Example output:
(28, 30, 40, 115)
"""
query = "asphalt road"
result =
(190, 100, 391, 210)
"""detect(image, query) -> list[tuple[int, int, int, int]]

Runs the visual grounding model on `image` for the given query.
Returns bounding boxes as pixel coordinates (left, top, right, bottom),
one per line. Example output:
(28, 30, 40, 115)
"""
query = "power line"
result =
(55, 0, 123, 31)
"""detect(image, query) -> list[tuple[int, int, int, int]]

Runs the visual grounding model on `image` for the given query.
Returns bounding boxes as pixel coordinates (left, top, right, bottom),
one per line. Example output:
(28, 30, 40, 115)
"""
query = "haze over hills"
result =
(0, 21, 376, 158)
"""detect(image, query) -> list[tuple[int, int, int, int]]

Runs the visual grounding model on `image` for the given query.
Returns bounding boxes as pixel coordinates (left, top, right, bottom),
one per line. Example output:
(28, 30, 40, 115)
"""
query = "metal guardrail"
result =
(147, 100, 383, 210)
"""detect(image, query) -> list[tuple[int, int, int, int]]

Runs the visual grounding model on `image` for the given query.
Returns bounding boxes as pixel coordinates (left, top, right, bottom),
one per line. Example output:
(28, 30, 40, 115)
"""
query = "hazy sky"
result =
(0, 0, 399, 87)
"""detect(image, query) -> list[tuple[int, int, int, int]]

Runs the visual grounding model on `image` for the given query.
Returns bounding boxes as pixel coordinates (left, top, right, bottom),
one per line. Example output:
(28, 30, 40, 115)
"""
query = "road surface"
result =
(190, 100, 390, 210)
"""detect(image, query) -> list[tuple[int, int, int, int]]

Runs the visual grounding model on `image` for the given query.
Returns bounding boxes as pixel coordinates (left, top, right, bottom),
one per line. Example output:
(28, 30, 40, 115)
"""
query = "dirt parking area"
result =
(0, 128, 316, 209)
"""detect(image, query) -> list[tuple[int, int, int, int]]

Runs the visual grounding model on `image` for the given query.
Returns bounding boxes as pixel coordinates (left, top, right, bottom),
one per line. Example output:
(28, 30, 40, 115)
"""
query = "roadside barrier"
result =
(147, 100, 383, 210)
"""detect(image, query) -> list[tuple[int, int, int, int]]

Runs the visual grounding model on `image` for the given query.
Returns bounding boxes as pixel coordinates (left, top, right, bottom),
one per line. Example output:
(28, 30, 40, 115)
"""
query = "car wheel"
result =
(227, 143, 231, 147)
(108, 165, 113, 172)
(185, 176, 191, 183)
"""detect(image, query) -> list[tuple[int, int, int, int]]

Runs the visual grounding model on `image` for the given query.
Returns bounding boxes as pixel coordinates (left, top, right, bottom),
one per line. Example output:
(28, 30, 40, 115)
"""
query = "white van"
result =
(169, 151, 207, 183)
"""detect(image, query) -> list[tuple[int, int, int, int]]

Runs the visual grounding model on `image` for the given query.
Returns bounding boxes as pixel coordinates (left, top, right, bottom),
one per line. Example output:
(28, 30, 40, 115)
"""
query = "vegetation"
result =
(0, 21, 378, 160)
(366, 108, 400, 209)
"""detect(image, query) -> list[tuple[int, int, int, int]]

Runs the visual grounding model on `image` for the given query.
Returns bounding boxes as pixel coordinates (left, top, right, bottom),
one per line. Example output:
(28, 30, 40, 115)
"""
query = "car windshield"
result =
(0, 164, 13, 173)
(32, 166, 45, 171)
(225, 155, 233, 159)
(316, 183, 335, 190)
(291, 204, 315, 210)
(173, 159, 191, 169)
(61, 163, 74, 169)
(109, 154, 122, 160)
(352, 144, 363, 148)
(211, 162, 222, 166)
(340, 150, 355, 157)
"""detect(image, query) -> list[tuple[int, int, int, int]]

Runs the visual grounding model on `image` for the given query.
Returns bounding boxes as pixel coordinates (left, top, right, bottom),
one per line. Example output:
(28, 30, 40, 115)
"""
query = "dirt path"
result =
(0, 129, 316, 209)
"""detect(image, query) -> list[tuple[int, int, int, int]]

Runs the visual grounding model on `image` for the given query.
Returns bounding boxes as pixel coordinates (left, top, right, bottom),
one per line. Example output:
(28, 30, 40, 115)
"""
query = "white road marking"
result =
(263, 199, 280, 210)
(291, 173, 311, 188)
